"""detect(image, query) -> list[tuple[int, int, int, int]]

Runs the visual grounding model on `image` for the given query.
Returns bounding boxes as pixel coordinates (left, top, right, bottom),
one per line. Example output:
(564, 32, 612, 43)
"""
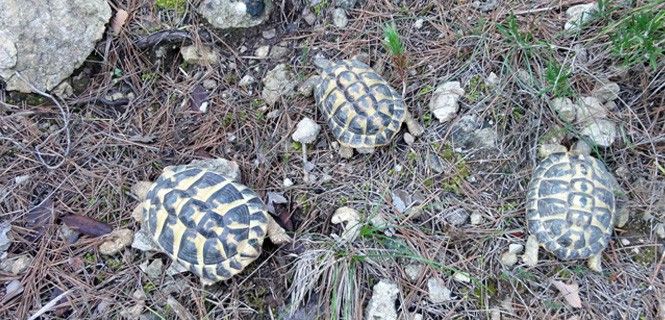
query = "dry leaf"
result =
(111, 9, 129, 35)
(551, 280, 582, 308)
(25, 196, 53, 241)
(61, 214, 112, 237)
(189, 84, 209, 112)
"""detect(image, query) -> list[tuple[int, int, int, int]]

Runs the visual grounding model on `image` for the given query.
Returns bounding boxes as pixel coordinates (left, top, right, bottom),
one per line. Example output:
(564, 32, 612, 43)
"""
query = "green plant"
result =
(312, 0, 328, 16)
(383, 22, 408, 77)
(155, 0, 186, 11)
(610, 8, 664, 70)
(544, 59, 574, 98)
(497, 15, 534, 50)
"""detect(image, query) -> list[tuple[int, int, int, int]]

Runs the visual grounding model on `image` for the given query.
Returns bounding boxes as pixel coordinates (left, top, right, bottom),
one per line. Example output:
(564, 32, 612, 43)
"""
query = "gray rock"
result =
(269, 44, 289, 59)
(473, 127, 497, 148)
(140, 259, 164, 279)
(180, 45, 218, 65)
(202, 79, 218, 90)
(565, 3, 598, 31)
(403, 133, 415, 145)
(59, 224, 80, 244)
(0, 0, 112, 93)
(576, 96, 608, 122)
(255, 45, 270, 58)
(500, 251, 518, 267)
(429, 81, 465, 123)
(444, 208, 469, 226)
(581, 119, 617, 147)
(0, 254, 33, 274)
(303, 8, 317, 25)
(404, 263, 423, 281)
(427, 278, 452, 303)
(0, 223, 11, 253)
(239, 74, 256, 87)
(550, 97, 577, 122)
(292, 117, 321, 144)
(592, 81, 620, 103)
(332, 8, 348, 28)
(335, 0, 357, 8)
(262, 63, 297, 106)
(427, 153, 445, 174)
(262, 28, 277, 39)
(365, 279, 399, 320)
(198, 0, 272, 29)
(469, 212, 482, 225)
(485, 72, 499, 87)
(654, 223, 665, 239)
(414, 19, 424, 29)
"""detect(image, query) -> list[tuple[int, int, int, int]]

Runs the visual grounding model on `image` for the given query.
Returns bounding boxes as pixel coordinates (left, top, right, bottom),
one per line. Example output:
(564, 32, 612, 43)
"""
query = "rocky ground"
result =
(0, 0, 664, 319)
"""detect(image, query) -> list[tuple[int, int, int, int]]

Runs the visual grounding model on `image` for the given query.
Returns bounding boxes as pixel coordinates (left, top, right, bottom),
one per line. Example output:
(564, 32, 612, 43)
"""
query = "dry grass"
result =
(1, 0, 664, 319)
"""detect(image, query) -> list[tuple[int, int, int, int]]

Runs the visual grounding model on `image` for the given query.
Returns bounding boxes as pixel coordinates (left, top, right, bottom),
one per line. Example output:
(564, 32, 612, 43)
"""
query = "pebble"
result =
(655, 223, 665, 239)
(500, 251, 518, 267)
(565, 2, 599, 31)
(283, 178, 294, 187)
(332, 8, 348, 28)
(202, 79, 217, 90)
(576, 96, 608, 122)
(59, 224, 80, 244)
(429, 81, 465, 123)
(365, 279, 399, 320)
(99, 228, 134, 255)
(621, 238, 630, 246)
(140, 259, 164, 280)
(485, 72, 499, 87)
(255, 45, 270, 58)
(292, 117, 321, 144)
(180, 45, 218, 65)
(404, 263, 423, 281)
(269, 44, 289, 59)
(508, 244, 524, 253)
(453, 271, 471, 283)
(592, 81, 620, 103)
(469, 212, 482, 225)
(414, 18, 424, 29)
(0, 254, 33, 274)
(303, 8, 317, 25)
(238, 74, 256, 87)
(0, 223, 11, 253)
(427, 277, 452, 303)
(427, 153, 445, 174)
(262, 64, 297, 106)
(581, 119, 617, 147)
(550, 97, 577, 122)
(445, 208, 469, 227)
(262, 28, 276, 39)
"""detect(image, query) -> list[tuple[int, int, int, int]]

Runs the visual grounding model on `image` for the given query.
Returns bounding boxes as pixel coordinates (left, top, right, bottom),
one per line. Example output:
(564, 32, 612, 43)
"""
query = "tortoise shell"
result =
(139, 166, 269, 283)
(526, 152, 616, 260)
(314, 59, 406, 148)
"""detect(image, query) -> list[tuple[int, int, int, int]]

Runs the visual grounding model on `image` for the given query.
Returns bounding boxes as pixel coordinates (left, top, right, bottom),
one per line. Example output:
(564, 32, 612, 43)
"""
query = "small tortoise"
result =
(524, 142, 626, 272)
(131, 159, 290, 285)
(312, 56, 423, 158)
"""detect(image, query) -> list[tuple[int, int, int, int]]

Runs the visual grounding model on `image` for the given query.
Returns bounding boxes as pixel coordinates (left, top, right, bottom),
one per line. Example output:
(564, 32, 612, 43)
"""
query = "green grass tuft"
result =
(383, 22, 405, 57)
(155, 0, 186, 11)
(610, 7, 664, 70)
(544, 59, 574, 98)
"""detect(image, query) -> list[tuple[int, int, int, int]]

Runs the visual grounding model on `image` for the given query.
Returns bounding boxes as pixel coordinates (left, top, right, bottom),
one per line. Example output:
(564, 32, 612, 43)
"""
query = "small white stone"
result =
(131, 229, 157, 252)
(620, 238, 630, 246)
(403, 133, 415, 145)
(522, 235, 539, 267)
(592, 81, 620, 103)
(427, 277, 452, 303)
(550, 97, 577, 122)
(485, 72, 499, 87)
(394, 164, 403, 172)
(238, 74, 256, 87)
(53, 81, 74, 98)
(303, 8, 317, 25)
(469, 212, 482, 225)
(262, 28, 277, 39)
(508, 244, 524, 254)
(270, 45, 289, 59)
(581, 119, 617, 147)
(180, 45, 218, 65)
(404, 264, 423, 281)
(429, 81, 465, 123)
(202, 79, 217, 90)
(452, 271, 471, 283)
(332, 8, 348, 28)
(292, 117, 321, 144)
(283, 178, 294, 187)
(0, 223, 12, 253)
(414, 18, 424, 29)
(262, 64, 297, 106)
(564, 3, 599, 31)
(500, 252, 518, 267)
(0, 254, 33, 274)
(655, 223, 665, 239)
(255, 45, 270, 58)
(365, 279, 400, 320)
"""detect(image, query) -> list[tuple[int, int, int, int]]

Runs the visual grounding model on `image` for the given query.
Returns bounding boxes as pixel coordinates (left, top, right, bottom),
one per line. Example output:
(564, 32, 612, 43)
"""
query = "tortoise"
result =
(130, 158, 291, 285)
(312, 56, 423, 158)
(524, 142, 626, 272)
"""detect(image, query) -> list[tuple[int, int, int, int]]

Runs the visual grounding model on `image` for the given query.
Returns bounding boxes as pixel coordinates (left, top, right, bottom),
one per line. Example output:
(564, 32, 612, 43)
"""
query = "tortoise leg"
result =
(338, 145, 354, 158)
(587, 254, 602, 272)
(522, 235, 540, 267)
(404, 110, 424, 137)
(266, 216, 291, 245)
(131, 204, 144, 223)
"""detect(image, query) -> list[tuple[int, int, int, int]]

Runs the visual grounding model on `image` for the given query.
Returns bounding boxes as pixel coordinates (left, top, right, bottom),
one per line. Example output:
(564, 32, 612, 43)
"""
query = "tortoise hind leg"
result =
(587, 254, 602, 272)
(266, 216, 292, 245)
(404, 110, 424, 137)
(522, 235, 540, 267)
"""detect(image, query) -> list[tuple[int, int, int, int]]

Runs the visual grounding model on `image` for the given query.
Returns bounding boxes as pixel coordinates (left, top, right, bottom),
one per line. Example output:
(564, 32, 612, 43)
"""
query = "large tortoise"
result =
(312, 56, 423, 158)
(131, 158, 291, 285)
(524, 142, 626, 272)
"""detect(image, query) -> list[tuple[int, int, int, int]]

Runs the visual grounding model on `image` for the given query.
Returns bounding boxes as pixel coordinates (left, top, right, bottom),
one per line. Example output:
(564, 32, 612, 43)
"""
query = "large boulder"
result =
(0, 0, 111, 93)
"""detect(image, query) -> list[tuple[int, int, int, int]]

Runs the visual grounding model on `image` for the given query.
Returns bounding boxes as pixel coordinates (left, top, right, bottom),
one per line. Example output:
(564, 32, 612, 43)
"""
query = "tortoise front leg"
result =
(587, 254, 602, 272)
(266, 216, 292, 245)
(404, 110, 424, 137)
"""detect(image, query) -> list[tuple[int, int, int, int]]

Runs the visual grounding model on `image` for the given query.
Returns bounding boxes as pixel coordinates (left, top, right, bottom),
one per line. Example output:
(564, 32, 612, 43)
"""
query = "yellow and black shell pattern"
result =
(314, 59, 406, 148)
(140, 166, 269, 283)
(526, 152, 615, 260)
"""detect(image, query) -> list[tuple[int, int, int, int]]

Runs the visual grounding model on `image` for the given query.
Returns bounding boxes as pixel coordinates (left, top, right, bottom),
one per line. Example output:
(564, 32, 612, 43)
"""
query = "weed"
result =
(383, 22, 408, 77)
(497, 15, 534, 50)
(610, 7, 664, 70)
(155, 0, 186, 12)
(543, 59, 574, 98)
(291, 141, 302, 151)
(312, 0, 328, 16)
(466, 75, 488, 102)
(250, 98, 265, 108)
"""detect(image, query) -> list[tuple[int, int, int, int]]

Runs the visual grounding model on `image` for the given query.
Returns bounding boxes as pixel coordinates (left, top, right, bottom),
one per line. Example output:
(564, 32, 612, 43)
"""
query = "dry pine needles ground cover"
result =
(0, 0, 663, 319)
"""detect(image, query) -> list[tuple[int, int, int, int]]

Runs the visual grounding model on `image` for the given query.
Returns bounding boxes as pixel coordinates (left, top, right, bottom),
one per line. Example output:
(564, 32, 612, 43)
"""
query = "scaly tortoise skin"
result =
(313, 58, 420, 155)
(136, 165, 274, 284)
(526, 150, 615, 261)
